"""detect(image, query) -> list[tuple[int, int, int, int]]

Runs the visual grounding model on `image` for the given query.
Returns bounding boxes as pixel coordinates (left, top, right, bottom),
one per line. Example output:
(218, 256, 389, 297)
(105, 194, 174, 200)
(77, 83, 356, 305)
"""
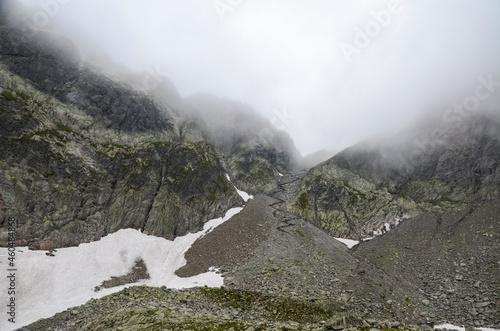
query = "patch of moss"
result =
(101, 142, 128, 149)
(207, 192, 217, 204)
(440, 197, 457, 203)
(296, 192, 309, 210)
(149, 141, 172, 148)
(17, 92, 29, 100)
(200, 288, 335, 323)
(16, 128, 68, 143)
(1, 91, 18, 102)
(57, 123, 72, 132)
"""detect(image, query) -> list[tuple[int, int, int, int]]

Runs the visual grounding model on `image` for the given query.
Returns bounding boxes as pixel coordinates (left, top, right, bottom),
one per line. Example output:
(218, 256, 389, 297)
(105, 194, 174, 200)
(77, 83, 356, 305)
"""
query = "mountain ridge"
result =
(0, 18, 296, 249)
(290, 110, 500, 239)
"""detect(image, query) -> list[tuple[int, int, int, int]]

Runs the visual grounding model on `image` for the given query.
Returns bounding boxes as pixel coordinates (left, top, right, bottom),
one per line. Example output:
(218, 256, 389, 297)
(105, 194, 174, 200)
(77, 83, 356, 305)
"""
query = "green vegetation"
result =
(1, 90, 18, 102)
(200, 288, 336, 323)
(17, 128, 68, 143)
(296, 230, 305, 237)
(56, 123, 72, 132)
(149, 141, 172, 148)
(28, 286, 425, 330)
(440, 197, 457, 203)
(296, 192, 309, 210)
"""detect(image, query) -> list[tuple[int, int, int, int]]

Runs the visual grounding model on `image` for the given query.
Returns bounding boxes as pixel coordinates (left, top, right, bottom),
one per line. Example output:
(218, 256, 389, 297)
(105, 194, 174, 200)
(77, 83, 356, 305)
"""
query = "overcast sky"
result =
(15, 0, 500, 156)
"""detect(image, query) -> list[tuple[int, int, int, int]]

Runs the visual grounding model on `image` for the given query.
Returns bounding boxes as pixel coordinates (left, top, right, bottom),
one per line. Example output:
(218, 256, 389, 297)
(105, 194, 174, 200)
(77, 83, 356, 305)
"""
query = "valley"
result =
(0, 5, 499, 330)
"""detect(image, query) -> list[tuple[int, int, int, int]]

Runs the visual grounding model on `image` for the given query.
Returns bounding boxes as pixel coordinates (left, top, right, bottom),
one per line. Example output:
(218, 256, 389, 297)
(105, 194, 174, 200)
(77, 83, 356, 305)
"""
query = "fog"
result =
(11, 0, 500, 156)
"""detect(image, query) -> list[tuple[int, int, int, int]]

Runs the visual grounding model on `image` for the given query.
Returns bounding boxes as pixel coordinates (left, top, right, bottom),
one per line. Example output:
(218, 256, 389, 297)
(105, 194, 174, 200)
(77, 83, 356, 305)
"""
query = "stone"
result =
(475, 302, 491, 308)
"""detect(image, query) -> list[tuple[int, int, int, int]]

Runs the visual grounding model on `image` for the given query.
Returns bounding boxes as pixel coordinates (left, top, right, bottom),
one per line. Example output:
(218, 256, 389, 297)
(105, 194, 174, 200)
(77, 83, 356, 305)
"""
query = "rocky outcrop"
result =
(185, 94, 298, 194)
(0, 14, 300, 248)
(21, 286, 437, 331)
(0, 76, 242, 248)
(0, 22, 244, 248)
(291, 111, 500, 238)
(0, 22, 171, 133)
(224, 143, 292, 194)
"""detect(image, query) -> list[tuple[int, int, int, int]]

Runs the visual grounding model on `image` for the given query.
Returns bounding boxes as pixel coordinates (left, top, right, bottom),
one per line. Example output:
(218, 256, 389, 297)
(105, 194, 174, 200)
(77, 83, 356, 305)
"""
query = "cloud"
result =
(14, 0, 500, 156)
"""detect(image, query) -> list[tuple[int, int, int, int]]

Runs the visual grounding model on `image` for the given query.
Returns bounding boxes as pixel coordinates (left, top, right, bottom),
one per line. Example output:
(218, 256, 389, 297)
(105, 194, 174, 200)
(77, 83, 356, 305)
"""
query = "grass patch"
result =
(57, 123, 73, 132)
(1, 91, 18, 102)
(296, 192, 309, 210)
(200, 288, 337, 323)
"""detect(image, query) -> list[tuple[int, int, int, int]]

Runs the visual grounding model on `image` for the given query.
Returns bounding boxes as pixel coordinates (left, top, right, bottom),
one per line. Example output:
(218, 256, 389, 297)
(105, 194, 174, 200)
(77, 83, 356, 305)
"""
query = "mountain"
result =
(184, 93, 299, 194)
(290, 110, 500, 239)
(1, 3, 500, 331)
(0, 16, 295, 249)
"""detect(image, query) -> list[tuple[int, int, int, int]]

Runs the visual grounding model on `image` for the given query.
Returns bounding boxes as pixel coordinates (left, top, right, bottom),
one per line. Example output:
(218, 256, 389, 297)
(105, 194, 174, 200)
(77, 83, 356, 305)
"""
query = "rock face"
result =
(185, 94, 298, 195)
(0, 22, 250, 248)
(291, 111, 500, 238)
(0, 77, 242, 248)
(0, 24, 170, 133)
(0, 16, 299, 248)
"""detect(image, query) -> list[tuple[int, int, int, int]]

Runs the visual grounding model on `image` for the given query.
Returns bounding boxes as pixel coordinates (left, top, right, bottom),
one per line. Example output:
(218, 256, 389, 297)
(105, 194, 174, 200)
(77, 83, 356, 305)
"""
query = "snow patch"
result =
(0, 207, 243, 330)
(361, 214, 411, 241)
(278, 172, 284, 177)
(335, 238, 360, 249)
(236, 188, 253, 202)
(226, 173, 253, 202)
(434, 324, 500, 331)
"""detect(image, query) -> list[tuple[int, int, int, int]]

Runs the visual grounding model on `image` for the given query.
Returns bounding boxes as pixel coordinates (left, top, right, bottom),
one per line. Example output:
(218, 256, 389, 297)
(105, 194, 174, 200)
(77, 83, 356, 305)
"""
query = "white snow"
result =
(236, 188, 253, 202)
(0, 207, 243, 330)
(226, 173, 254, 202)
(335, 237, 360, 249)
(434, 324, 500, 331)
(278, 172, 284, 177)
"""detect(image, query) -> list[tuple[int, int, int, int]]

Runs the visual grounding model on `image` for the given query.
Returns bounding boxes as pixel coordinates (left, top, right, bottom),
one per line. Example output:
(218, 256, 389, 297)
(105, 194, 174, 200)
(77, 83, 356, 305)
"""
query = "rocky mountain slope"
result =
(353, 198, 500, 328)
(0, 16, 295, 248)
(2, 3, 499, 331)
(177, 173, 429, 324)
(22, 172, 500, 330)
(291, 111, 500, 239)
(17, 286, 417, 331)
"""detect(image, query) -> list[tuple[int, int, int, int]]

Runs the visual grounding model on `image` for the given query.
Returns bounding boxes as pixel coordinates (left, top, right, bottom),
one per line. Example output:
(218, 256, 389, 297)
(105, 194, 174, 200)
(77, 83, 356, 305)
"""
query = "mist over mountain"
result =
(8, 0, 500, 155)
(1, 2, 500, 330)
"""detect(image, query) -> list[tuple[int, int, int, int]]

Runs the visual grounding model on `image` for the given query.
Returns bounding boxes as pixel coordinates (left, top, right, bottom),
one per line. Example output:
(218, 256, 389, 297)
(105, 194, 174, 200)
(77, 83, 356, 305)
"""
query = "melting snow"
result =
(226, 174, 254, 202)
(236, 188, 253, 202)
(0, 207, 243, 330)
(434, 324, 500, 331)
(335, 238, 360, 249)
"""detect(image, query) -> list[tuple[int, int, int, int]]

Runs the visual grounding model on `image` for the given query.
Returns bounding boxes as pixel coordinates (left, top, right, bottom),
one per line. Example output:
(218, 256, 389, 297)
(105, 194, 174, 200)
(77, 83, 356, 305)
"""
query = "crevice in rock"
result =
(141, 166, 164, 233)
